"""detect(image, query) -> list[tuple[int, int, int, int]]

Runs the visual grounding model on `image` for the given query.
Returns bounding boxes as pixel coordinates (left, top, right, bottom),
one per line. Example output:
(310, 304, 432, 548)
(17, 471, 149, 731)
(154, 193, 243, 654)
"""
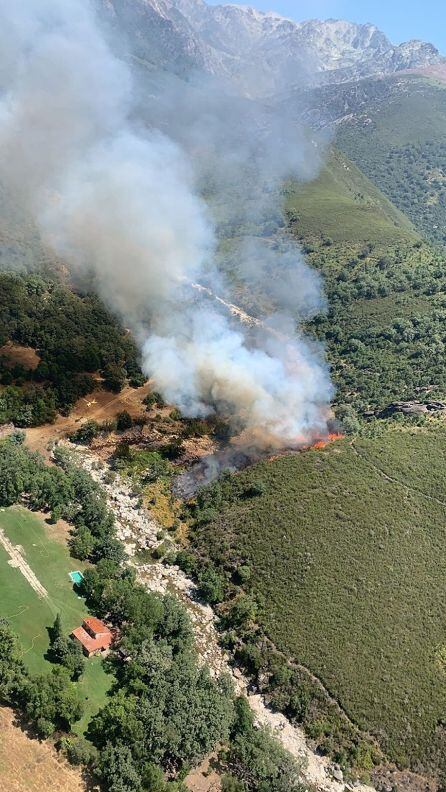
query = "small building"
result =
(71, 617, 113, 658)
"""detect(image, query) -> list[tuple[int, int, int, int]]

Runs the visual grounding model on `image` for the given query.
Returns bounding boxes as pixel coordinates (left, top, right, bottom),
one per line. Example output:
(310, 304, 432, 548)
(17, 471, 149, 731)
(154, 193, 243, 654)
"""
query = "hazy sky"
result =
(208, 1, 445, 53)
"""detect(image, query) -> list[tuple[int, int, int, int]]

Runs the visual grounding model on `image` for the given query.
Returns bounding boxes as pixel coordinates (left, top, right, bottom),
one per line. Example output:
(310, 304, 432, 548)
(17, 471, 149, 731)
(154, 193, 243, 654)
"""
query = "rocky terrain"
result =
(98, 0, 444, 96)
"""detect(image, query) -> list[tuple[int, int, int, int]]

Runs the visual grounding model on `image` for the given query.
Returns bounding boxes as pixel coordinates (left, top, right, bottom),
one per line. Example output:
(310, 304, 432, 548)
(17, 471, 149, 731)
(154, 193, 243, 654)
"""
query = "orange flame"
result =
(309, 433, 345, 450)
(267, 432, 345, 463)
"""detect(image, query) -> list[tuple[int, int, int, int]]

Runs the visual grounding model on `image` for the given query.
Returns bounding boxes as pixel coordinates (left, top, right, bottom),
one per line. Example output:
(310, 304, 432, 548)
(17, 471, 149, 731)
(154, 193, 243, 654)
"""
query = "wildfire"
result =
(267, 432, 345, 464)
(309, 433, 345, 450)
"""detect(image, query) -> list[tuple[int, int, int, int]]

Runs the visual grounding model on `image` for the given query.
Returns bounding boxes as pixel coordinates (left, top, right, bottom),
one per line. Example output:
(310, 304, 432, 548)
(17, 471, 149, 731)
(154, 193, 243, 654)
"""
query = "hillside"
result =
(336, 76, 446, 247)
(285, 147, 418, 246)
(2, 3, 446, 791)
(185, 423, 446, 777)
(177, 139, 446, 785)
(267, 148, 446, 416)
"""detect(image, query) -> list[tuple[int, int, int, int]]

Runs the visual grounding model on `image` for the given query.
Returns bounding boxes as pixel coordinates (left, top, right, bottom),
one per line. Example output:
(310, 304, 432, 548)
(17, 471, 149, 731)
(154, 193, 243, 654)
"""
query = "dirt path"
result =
(0, 522, 48, 598)
(25, 381, 152, 459)
(70, 443, 374, 792)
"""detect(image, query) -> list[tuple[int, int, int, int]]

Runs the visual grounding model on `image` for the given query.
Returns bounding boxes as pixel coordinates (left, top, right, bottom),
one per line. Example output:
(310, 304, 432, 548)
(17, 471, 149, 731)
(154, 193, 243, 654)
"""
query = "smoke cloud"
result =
(0, 0, 332, 450)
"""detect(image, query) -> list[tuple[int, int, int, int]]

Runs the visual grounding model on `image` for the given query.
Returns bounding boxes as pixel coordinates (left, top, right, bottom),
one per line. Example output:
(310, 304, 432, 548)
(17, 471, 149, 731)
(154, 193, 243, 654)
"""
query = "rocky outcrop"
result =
(377, 401, 446, 418)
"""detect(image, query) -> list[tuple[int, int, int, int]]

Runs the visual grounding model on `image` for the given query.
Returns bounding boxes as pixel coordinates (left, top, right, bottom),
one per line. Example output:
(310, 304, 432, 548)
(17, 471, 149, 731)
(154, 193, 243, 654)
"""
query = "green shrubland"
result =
(183, 423, 446, 776)
(337, 77, 446, 247)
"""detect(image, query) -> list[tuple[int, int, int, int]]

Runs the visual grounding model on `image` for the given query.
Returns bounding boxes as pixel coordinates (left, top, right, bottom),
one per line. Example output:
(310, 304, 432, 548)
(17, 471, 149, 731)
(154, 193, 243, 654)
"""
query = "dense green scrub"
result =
(0, 272, 144, 426)
(279, 209, 446, 413)
(285, 148, 418, 247)
(316, 245, 446, 413)
(185, 425, 446, 775)
(336, 77, 446, 247)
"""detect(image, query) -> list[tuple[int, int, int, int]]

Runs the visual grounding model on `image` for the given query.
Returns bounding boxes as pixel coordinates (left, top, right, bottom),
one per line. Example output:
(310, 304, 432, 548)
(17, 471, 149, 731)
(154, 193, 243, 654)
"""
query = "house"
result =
(71, 616, 113, 657)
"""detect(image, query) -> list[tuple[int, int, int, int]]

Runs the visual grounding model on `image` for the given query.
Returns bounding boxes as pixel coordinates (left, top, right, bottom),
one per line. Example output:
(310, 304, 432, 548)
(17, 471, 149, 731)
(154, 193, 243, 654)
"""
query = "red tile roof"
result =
(71, 626, 110, 654)
(83, 617, 111, 637)
(71, 618, 112, 654)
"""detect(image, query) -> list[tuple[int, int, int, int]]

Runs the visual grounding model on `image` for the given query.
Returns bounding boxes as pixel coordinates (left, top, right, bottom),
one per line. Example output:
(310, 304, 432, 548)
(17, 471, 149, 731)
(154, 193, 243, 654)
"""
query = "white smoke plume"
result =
(0, 0, 332, 449)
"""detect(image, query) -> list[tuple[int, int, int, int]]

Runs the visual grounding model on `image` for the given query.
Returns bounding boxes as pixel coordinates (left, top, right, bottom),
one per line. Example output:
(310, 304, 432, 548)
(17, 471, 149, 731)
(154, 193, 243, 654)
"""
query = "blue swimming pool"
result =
(69, 570, 84, 585)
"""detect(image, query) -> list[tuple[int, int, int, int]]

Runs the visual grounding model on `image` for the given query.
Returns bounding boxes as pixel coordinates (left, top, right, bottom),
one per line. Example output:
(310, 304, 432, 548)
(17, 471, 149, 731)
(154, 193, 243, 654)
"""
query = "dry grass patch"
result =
(0, 341, 40, 370)
(0, 707, 89, 792)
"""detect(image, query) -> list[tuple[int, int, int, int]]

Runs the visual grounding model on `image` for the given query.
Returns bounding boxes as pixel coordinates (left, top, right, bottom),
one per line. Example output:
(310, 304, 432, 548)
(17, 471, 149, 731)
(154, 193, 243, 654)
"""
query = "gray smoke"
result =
(0, 0, 332, 449)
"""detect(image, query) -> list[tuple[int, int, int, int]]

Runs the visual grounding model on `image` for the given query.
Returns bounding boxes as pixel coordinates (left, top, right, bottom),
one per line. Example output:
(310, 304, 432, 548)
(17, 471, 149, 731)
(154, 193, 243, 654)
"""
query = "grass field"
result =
(0, 506, 112, 732)
(191, 424, 446, 772)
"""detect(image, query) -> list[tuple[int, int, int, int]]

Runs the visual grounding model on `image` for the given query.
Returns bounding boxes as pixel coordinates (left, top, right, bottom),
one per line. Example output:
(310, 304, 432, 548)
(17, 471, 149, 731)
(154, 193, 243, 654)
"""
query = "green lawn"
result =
(192, 425, 446, 772)
(0, 506, 112, 730)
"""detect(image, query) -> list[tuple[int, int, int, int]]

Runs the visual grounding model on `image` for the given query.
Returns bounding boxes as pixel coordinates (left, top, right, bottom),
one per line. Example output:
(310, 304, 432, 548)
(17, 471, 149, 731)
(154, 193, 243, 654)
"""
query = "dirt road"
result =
(0, 522, 48, 598)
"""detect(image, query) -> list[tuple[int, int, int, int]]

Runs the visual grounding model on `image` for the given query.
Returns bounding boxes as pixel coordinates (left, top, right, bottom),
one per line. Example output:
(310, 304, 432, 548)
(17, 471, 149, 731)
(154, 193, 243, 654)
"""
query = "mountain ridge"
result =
(102, 0, 445, 95)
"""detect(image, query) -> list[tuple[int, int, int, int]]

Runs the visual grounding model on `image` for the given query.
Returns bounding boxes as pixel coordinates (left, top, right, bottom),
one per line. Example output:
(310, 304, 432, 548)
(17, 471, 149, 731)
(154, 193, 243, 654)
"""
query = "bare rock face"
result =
(97, 0, 210, 75)
(96, 0, 444, 97)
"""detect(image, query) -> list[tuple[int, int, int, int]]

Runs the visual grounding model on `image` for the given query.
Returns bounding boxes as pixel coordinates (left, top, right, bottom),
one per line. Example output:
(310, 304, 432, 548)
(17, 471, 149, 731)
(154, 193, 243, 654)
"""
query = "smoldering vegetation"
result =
(0, 0, 333, 454)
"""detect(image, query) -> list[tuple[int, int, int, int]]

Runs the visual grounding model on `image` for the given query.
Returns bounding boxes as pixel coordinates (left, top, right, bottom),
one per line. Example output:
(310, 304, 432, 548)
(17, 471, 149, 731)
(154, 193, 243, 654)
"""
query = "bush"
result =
(60, 736, 97, 766)
(224, 697, 305, 792)
(143, 391, 165, 409)
(222, 776, 246, 792)
(116, 410, 133, 431)
(197, 566, 226, 604)
(69, 420, 100, 445)
(176, 550, 198, 576)
(161, 439, 184, 460)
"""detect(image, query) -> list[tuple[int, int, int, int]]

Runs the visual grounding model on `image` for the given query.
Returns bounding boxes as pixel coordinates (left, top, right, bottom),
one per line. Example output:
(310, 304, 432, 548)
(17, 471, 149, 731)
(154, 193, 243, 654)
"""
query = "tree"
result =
(50, 634, 84, 680)
(116, 411, 133, 431)
(69, 526, 96, 560)
(223, 595, 257, 630)
(0, 619, 28, 704)
(97, 741, 143, 792)
(25, 667, 83, 735)
(197, 566, 226, 605)
(90, 642, 234, 772)
(69, 420, 100, 445)
(50, 612, 63, 644)
(226, 697, 305, 792)
(335, 404, 360, 435)
(88, 691, 142, 749)
(103, 363, 126, 393)
(141, 763, 168, 791)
